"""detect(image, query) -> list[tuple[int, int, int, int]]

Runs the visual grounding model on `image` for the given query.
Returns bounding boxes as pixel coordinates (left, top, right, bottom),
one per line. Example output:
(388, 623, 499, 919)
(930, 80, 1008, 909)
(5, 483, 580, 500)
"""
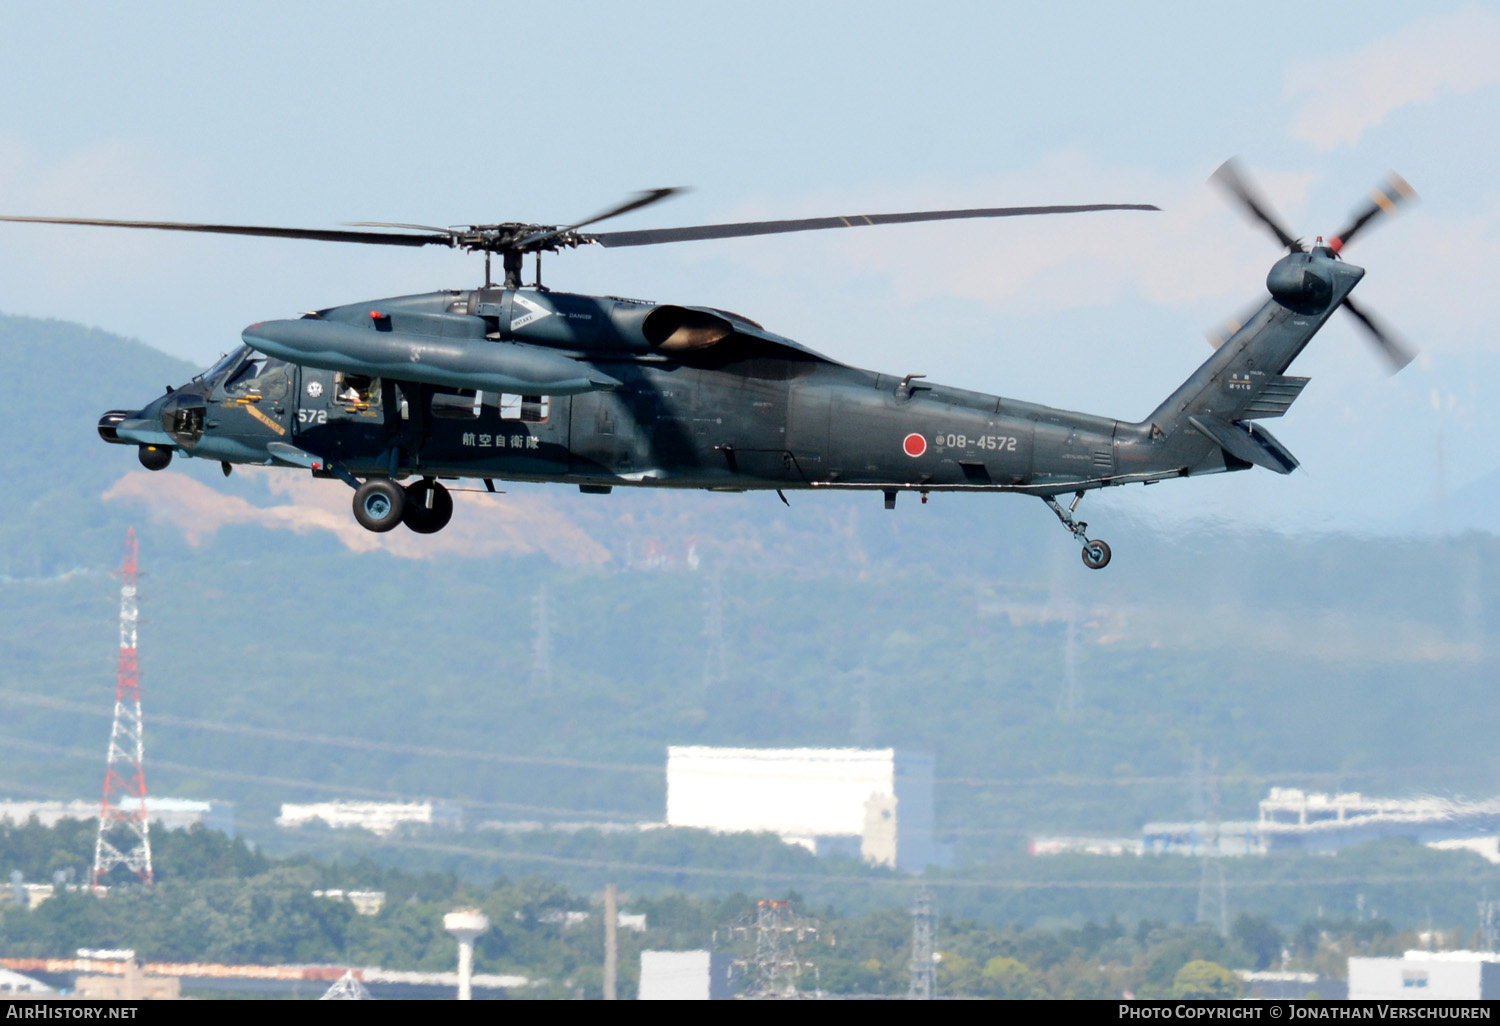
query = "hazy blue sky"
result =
(1, 2, 1496, 530)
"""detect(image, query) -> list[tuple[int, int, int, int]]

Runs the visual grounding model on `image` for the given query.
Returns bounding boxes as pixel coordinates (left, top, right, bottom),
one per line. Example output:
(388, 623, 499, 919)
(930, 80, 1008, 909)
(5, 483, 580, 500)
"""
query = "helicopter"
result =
(4, 160, 1413, 568)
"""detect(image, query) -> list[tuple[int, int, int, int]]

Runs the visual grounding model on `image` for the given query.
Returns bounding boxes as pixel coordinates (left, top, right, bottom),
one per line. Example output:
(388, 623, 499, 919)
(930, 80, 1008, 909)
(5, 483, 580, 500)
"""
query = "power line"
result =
(0, 734, 644, 821)
(936, 768, 1413, 788)
(379, 838, 1500, 892)
(0, 684, 1449, 795)
(0, 688, 658, 775)
(0, 685, 1462, 790)
(5, 736, 1492, 896)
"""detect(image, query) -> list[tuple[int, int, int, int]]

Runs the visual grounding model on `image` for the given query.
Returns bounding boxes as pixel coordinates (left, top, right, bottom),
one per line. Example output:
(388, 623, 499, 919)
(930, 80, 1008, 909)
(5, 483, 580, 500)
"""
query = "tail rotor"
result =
(1210, 158, 1417, 374)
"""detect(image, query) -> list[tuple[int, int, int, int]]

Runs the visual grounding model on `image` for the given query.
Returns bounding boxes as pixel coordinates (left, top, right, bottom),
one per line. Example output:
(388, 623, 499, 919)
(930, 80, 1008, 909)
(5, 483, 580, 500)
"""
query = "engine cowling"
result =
(641, 305, 734, 350)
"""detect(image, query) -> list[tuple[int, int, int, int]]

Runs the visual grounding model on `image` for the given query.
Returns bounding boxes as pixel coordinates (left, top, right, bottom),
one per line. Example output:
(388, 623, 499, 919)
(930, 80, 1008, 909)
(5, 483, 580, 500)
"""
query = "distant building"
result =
(1349, 951, 1500, 1000)
(1236, 970, 1347, 1000)
(638, 951, 736, 1000)
(277, 800, 461, 837)
(1141, 821, 1265, 857)
(665, 746, 937, 871)
(1031, 787, 1500, 859)
(312, 890, 387, 915)
(1258, 789, 1500, 852)
(75, 960, 181, 1001)
(0, 968, 55, 996)
(0, 798, 233, 834)
(1028, 836, 1144, 857)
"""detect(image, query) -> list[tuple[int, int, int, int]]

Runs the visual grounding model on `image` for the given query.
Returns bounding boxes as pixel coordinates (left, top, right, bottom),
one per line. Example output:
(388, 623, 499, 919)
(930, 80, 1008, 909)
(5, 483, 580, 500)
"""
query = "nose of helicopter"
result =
(97, 409, 134, 444)
(98, 391, 181, 448)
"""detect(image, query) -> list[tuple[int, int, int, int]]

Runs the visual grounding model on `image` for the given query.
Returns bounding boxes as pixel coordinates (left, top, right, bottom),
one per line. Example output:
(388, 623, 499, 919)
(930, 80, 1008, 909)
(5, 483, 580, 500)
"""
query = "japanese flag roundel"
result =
(903, 432, 927, 457)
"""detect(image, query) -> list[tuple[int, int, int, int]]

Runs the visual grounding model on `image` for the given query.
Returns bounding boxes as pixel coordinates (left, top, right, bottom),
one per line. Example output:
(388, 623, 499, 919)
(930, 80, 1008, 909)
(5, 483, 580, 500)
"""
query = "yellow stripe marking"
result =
(245, 403, 286, 436)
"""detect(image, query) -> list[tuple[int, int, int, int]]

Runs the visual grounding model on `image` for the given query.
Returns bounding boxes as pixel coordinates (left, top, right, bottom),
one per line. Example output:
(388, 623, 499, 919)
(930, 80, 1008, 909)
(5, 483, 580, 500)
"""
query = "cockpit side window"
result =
(222, 354, 289, 402)
(199, 347, 248, 384)
(225, 358, 268, 390)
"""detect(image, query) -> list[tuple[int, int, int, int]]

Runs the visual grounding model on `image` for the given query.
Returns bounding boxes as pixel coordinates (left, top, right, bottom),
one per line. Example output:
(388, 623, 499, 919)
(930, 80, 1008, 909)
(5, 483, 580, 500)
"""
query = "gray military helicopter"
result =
(6, 160, 1412, 567)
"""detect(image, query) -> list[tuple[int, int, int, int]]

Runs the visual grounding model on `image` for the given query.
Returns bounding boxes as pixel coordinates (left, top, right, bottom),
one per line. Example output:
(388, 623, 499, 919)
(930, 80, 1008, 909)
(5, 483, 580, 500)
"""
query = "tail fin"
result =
(1132, 248, 1363, 477)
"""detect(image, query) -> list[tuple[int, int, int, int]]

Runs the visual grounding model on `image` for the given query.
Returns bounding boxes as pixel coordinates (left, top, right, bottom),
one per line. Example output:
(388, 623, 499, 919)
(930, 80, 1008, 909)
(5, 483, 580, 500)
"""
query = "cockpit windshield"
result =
(195, 345, 252, 384)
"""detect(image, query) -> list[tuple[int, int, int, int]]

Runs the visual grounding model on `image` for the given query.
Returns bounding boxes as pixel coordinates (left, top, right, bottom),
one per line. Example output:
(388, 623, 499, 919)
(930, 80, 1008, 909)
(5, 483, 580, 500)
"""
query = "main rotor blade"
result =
(344, 221, 454, 233)
(1329, 173, 1417, 254)
(1210, 158, 1304, 253)
(0, 214, 454, 248)
(1342, 296, 1414, 372)
(515, 187, 686, 249)
(570, 187, 686, 232)
(585, 202, 1159, 248)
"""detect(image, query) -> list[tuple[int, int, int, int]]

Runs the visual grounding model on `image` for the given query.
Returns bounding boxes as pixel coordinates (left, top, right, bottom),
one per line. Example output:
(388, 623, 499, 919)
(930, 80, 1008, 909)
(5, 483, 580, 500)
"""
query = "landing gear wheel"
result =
(402, 479, 454, 534)
(1082, 540, 1112, 570)
(352, 478, 405, 533)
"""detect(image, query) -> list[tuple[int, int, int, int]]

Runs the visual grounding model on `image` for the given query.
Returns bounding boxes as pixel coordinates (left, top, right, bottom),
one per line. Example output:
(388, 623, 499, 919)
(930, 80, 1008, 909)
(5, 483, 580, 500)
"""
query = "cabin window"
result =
(334, 373, 380, 408)
(429, 390, 550, 422)
(431, 389, 485, 420)
(499, 394, 549, 423)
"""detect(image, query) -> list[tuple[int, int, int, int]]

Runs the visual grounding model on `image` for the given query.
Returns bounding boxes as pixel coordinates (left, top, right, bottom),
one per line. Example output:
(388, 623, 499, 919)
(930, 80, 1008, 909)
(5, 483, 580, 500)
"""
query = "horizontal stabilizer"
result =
(1188, 415, 1299, 475)
(1243, 374, 1310, 419)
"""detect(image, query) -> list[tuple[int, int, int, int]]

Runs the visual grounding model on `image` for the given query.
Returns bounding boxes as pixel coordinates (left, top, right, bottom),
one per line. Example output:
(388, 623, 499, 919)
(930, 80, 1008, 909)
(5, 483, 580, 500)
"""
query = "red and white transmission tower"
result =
(91, 527, 154, 889)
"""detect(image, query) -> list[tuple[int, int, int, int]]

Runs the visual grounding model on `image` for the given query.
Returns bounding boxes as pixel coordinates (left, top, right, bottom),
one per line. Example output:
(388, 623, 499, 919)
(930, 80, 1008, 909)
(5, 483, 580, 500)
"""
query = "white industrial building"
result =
(0, 968, 56, 996)
(1349, 951, 1500, 1000)
(638, 951, 736, 1000)
(665, 746, 937, 871)
(0, 797, 233, 834)
(277, 800, 461, 837)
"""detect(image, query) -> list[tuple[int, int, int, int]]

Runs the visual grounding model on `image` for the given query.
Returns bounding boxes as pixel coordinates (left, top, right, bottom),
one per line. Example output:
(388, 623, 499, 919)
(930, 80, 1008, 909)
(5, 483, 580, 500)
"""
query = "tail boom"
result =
(1120, 248, 1363, 480)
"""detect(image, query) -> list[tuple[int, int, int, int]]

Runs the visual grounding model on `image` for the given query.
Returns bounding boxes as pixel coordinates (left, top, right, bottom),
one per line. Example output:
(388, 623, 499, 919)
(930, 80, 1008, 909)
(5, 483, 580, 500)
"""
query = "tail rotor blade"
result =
(1342, 296, 1415, 372)
(1210, 158, 1304, 253)
(1328, 173, 1417, 254)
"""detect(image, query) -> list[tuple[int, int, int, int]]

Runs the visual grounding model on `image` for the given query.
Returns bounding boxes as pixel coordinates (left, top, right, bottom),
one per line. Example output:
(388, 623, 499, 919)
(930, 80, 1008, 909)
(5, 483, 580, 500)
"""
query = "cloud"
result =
(1285, 7, 1500, 151)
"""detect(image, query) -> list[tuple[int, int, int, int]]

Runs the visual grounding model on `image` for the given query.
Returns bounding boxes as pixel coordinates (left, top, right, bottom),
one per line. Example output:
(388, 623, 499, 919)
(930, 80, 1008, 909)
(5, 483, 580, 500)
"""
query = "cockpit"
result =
(196, 346, 248, 386)
(161, 345, 292, 447)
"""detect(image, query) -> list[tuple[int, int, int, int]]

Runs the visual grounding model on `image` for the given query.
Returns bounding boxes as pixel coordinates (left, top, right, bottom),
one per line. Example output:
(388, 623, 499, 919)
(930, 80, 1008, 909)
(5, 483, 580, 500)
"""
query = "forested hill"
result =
(3, 311, 1500, 902)
(0, 818, 1456, 998)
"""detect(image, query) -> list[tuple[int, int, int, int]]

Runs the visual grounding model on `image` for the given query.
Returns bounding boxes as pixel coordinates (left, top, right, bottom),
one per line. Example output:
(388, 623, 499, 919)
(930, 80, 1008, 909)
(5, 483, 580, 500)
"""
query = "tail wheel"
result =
(402, 480, 454, 534)
(1082, 540, 1112, 570)
(352, 478, 405, 533)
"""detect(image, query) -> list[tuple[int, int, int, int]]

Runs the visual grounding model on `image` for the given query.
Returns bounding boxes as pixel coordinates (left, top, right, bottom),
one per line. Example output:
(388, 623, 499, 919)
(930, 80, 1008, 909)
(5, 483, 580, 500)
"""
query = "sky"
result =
(0, 1, 1497, 531)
